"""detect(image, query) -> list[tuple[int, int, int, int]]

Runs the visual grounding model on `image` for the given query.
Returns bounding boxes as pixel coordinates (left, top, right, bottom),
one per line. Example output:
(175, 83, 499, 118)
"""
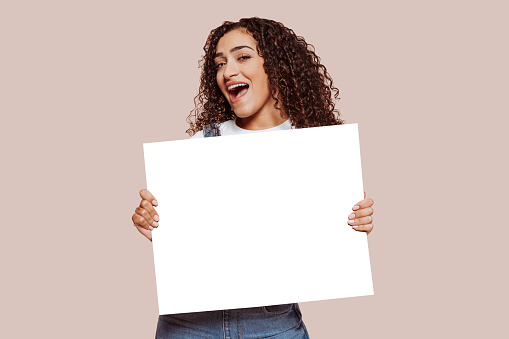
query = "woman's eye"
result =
(215, 62, 225, 69)
(238, 55, 251, 61)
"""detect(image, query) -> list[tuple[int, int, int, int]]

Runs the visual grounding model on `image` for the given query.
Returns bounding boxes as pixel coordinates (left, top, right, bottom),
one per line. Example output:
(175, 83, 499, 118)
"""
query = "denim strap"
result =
(203, 123, 221, 137)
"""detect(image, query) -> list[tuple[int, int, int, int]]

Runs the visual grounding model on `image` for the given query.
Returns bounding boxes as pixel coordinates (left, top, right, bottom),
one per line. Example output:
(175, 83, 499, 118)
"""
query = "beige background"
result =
(1, 0, 507, 338)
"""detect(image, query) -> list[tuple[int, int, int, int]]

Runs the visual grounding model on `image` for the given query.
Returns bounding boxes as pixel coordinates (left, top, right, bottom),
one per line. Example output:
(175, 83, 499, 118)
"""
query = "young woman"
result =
(132, 17, 375, 339)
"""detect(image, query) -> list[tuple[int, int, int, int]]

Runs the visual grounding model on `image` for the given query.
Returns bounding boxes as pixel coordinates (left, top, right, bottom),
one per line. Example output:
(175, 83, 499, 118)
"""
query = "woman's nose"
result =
(223, 60, 239, 79)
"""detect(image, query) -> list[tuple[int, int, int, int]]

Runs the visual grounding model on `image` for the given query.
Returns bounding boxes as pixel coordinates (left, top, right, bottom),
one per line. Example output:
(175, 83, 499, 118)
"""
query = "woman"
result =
(132, 17, 374, 338)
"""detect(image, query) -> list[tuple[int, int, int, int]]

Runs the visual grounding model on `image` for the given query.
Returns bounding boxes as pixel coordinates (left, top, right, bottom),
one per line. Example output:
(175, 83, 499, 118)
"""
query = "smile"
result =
(227, 82, 249, 103)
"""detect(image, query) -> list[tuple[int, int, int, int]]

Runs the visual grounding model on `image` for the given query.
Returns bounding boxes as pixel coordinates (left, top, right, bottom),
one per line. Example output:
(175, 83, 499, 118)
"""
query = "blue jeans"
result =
(155, 303, 310, 338)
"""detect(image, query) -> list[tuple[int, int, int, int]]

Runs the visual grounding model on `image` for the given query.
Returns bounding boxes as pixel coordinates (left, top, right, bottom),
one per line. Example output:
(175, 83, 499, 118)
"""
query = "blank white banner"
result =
(143, 123, 373, 315)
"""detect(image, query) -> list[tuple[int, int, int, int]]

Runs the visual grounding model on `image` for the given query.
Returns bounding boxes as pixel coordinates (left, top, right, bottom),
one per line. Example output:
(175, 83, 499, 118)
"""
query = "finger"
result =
(134, 223, 152, 241)
(347, 215, 373, 226)
(132, 210, 155, 230)
(348, 207, 373, 220)
(139, 189, 158, 207)
(352, 197, 374, 211)
(352, 223, 373, 234)
(135, 207, 159, 228)
(140, 199, 159, 223)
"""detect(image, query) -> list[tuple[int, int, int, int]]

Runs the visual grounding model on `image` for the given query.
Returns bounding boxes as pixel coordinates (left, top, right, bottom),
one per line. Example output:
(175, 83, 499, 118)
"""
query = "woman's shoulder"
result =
(189, 119, 293, 139)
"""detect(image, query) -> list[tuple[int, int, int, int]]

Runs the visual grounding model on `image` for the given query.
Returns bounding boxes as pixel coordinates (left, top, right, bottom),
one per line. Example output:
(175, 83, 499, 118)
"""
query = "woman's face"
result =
(214, 29, 278, 122)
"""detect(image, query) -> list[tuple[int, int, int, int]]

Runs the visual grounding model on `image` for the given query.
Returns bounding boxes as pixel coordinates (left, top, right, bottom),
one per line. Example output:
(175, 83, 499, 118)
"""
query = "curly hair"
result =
(186, 17, 343, 136)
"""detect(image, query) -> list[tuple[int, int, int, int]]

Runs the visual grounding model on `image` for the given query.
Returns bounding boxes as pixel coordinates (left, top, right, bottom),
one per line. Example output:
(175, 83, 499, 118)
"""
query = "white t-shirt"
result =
(190, 119, 293, 138)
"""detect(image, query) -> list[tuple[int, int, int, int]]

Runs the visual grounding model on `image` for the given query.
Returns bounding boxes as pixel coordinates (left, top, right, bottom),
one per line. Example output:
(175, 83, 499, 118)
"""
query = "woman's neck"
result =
(235, 110, 288, 130)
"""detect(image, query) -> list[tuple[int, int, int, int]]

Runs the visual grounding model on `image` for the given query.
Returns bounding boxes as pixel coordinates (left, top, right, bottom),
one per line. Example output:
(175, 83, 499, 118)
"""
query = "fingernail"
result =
(352, 226, 359, 229)
(152, 221, 159, 227)
(152, 200, 158, 206)
(154, 215, 159, 222)
(348, 213, 355, 219)
(348, 220, 355, 225)
(353, 205, 359, 211)
(149, 226, 154, 230)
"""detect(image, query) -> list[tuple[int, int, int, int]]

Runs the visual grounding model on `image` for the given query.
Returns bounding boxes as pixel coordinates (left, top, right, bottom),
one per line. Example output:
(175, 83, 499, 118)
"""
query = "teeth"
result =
(228, 83, 248, 91)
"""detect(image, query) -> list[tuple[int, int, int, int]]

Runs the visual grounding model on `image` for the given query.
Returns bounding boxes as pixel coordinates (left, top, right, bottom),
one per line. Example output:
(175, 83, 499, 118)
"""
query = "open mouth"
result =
(228, 83, 249, 103)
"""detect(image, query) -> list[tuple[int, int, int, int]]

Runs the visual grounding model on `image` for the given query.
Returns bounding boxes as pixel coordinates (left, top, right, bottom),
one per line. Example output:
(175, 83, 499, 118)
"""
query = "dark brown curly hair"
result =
(186, 17, 343, 136)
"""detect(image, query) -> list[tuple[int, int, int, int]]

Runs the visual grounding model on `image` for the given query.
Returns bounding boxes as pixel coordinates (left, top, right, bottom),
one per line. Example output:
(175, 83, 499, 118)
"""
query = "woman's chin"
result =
(233, 109, 256, 120)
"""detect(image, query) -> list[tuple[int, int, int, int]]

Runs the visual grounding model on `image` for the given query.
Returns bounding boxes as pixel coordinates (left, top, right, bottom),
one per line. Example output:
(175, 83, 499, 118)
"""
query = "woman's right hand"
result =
(132, 189, 159, 241)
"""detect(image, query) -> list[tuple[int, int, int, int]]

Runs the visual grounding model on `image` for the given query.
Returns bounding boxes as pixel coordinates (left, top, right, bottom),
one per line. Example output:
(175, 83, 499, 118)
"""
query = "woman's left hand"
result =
(348, 192, 374, 235)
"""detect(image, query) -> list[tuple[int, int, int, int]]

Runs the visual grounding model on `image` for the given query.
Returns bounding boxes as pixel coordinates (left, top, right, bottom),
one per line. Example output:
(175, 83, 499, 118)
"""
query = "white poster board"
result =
(143, 123, 373, 315)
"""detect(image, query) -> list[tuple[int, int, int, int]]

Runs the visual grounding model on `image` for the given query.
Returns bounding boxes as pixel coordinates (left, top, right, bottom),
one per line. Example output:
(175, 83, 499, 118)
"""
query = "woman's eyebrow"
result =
(214, 45, 254, 59)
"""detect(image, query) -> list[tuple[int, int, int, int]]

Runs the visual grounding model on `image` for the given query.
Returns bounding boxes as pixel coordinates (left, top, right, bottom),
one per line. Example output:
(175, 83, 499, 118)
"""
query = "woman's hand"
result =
(131, 189, 159, 241)
(348, 192, 374, 235)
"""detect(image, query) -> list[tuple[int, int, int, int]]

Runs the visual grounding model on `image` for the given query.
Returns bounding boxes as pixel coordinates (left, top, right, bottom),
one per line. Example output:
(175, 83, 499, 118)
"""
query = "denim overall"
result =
(155, 124, 310, 338)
